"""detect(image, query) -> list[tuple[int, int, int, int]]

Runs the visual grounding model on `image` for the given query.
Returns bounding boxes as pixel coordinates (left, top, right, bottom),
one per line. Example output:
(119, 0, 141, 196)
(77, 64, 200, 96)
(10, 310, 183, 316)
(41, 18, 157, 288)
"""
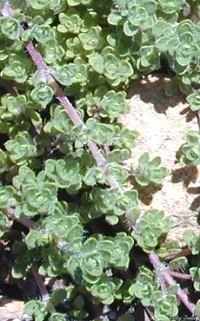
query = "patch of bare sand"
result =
(0, 297, 24, 321)
(119, 74, 200, 246)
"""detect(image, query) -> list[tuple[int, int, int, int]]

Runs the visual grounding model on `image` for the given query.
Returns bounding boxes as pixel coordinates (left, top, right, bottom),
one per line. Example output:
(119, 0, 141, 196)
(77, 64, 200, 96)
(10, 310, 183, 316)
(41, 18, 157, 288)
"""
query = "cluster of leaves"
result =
(133, 152, 170, 186)
(180, 131, 200, 165)
(0, 0, 199, 321)
(132, 209, 172, 252)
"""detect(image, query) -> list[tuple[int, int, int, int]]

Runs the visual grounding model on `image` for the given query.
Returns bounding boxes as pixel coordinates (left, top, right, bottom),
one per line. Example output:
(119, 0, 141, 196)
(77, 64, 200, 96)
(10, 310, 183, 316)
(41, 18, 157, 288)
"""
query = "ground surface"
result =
(119, 74, 200, 246)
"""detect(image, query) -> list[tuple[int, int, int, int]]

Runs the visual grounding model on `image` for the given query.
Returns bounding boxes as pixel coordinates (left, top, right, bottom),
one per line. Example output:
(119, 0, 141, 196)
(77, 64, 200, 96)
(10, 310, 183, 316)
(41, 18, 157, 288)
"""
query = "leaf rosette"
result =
(99, 90, 129, 120)
(88, 276, 123, 304)
(134, 152, 170, 186)
(180, 131, 200, 165)
(129, 266, 155, 306)
(187, 91, 200, 111)
(133, 209, 172, 252)
(58, 11, 82, 34)
(0, 186, 16, 209)
(30, 84, 54, 109)
(1, 53, 33, 84)
(0, 16, 20, 40)
(109, 233, 134, 268)
(45, 157, 82, 193)
(5, 131, 37, 165)
(79, 26, 103, 51)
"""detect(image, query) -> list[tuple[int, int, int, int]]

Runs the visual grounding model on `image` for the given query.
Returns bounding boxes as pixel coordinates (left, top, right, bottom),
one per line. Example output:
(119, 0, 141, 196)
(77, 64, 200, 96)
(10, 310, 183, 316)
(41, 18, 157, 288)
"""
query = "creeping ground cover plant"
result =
(0, 0, 199, 320)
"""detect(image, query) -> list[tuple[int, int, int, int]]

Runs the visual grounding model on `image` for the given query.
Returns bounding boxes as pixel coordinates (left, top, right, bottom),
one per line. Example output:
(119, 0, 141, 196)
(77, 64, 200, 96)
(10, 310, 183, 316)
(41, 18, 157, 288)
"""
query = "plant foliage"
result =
(0, 0, 199, 320)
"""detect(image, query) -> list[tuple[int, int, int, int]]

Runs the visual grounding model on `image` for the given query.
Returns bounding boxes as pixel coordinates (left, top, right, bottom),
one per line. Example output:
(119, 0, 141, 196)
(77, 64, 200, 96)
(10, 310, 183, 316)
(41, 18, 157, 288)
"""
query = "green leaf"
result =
(88, 52, 104, 73)
(0, 186, 16, 208)
(1, 53, 32, 83)
(67, 0, 92, 5)
(0, 149, 8, 174)
(180, 131, 200, 165)
(169, 256, 188, 271)
(138, 46, 160, 70)
(45, 157, 82, 192)
(129, 266, 154, 306)
(49, 313, 67, 321)
(25, 230, 50, 249)
(158, 0, 185, 14)
(183, 230, 200, 255)
(106, 149, 131, 163)
(32, 24, 55, 43)
(54, 62, 87, 86)
(83, 167, 107, 186)
(187, 91, 200, 111)
(30, 84, 54, 109)
(0, 212, 9, 237)
(135, 152, 169, 186)
(0, 16, 20, 40)
(100, 90, 129, 119)
(44, 104, 74, 135)
(86, 119, 115, 145)
(24, 300, 48, 321)
(80, 251, 104, 283)
(109, 232, 134, 268)
(58, 11, 82, 34)
(5, 131, 37, 165)
(15, 174, 58, 217)
(108, 10, 123, 26)
(116, 128, 138, 149)
(154, 293, 178, 317)
(43, 39, 65, 64)
(134, 209, 172, 252)
(123, 20, 138, 37)
(89, 276, 123, 304)
(105, 215, 119, 225)
(65, 37, 82, 59)
(79, 26, 103, 51)
(26, 0, 49, 9)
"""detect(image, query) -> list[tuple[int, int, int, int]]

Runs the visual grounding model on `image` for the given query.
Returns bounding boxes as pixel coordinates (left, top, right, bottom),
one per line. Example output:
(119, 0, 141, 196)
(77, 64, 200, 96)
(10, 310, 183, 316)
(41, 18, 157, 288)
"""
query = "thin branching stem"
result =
(149, 252, 195, 314)
(3, 207, 38, 229)
(32, 263, 55, 313)
(25, 41, 122, 190)
(169, 271, 192, 280)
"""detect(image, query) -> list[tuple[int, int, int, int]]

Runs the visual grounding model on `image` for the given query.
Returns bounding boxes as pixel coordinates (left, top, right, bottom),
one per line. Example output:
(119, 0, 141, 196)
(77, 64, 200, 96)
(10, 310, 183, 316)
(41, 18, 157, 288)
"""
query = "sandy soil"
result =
(119, 74, 200, 246)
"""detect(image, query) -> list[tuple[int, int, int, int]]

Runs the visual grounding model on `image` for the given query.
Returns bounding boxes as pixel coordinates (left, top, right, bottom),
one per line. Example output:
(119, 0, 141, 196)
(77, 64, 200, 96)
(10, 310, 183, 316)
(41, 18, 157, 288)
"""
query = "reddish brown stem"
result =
(32, 263, 55, 313)
(169, 271, 192, 280)
(3, 207, 38, 229)
(163, 247, 192, 261)
(25, 42, 122, 190)
(149, 252, 195, 314)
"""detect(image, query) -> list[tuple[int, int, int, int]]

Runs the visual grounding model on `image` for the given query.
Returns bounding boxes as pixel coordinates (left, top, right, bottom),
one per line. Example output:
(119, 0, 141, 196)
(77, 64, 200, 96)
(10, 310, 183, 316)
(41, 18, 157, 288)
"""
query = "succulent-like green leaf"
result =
(0, 186, 16, 209)
(58, 11, 82, 34)
(135, 152, 169, 186)
(89, 276, 123, 304)
(32, 24, 55, 44)
(1, 53, 33, 83)
(30, 84, 54, 109)
(0, 16, 20, 40)
(45, 157, 82, 192)
(158, 0, 185, 14)
(187, 91, 200, 111)
(5, 131, 37, 165)
(180, 131, 200, 165)
(79, 26, 103, 51)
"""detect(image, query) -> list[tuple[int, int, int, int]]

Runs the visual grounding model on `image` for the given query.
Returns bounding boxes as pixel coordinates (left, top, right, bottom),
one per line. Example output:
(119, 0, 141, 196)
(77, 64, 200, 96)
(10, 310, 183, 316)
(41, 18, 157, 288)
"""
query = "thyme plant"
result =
(0, 0, 199, 320)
